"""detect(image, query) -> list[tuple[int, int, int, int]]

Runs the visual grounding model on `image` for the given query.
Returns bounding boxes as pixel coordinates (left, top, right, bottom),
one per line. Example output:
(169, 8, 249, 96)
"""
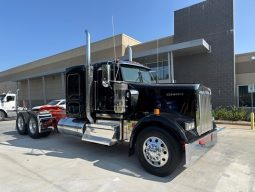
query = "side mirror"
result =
(102, 64, 111, 87)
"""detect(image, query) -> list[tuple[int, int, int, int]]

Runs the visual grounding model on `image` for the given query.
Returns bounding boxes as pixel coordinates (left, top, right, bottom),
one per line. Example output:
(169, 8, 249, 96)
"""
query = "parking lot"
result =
(0, 120, 254, 192)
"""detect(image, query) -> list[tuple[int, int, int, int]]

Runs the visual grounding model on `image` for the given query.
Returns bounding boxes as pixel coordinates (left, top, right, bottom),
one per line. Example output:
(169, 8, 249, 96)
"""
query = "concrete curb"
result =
(215, 120, 250, 126)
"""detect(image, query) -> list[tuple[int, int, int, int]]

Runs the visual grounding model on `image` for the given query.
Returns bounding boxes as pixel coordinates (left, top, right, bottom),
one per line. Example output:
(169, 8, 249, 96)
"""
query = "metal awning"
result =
(122, 38, 210, 62)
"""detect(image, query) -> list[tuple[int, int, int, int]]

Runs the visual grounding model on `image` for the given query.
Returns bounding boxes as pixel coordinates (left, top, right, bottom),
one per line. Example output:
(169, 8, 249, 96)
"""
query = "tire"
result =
(136, 126, 181, 177)
(27, 114, 41, 139)
(16, 113, 28, 135)
(0, 111, 6, 121)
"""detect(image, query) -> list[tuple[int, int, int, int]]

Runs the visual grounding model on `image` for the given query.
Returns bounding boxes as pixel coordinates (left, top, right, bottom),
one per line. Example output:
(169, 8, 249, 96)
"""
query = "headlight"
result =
(185, 121, 195, 131)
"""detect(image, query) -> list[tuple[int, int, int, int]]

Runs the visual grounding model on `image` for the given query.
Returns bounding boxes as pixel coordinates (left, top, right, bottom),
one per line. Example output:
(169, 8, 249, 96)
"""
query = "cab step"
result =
(82, 120, 120, 146)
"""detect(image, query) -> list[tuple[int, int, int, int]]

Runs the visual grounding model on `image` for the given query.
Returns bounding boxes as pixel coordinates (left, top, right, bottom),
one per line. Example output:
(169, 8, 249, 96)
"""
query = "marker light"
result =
(154, 108, 160, 116)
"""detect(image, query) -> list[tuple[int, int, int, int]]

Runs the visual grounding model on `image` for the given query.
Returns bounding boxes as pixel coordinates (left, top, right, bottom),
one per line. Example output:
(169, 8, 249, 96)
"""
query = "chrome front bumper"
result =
(184, 129, 217, 167)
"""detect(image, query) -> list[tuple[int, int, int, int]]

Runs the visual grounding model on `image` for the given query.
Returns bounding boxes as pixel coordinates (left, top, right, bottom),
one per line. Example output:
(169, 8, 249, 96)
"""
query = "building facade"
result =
(0, 0, 254, 109)
(236, 52, 255, 108)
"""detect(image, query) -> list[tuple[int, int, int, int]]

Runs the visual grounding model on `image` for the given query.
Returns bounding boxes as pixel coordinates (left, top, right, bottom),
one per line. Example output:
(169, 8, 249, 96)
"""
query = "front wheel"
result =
(136, 126, 181, 177)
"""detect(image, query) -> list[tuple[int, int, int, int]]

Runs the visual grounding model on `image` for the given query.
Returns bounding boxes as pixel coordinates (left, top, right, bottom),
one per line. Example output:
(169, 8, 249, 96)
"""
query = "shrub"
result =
(212, 106, 248, 121)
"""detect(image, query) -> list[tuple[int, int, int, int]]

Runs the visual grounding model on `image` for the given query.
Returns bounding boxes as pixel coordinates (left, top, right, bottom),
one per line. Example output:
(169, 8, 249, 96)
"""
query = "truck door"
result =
(4, 94, 16, 111)
(96, 64, 114, 112)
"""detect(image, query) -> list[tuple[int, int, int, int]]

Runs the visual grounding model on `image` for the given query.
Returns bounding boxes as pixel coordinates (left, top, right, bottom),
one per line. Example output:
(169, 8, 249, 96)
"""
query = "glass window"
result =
(121, 66, 152, 83)
(145, 61, 169, 81)
(59, 101, 66, 105)
(7, 96, 15, 102)
(238, 85, 255, 107)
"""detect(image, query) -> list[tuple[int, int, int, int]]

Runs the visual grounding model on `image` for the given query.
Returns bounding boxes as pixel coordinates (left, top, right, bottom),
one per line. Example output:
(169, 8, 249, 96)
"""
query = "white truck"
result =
(0, 92, 18, 120)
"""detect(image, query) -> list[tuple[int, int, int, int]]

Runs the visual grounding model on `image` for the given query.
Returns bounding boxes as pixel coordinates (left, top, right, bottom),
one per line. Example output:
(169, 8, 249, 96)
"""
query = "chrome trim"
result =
(37, 112, 52, 133)
(130, 90, 139, 95)
(196, 88, 213, 135)
(96, 113, 123, 119)
(185, 129, 217, 167)
(82, 120, 120, 146)
(143, 136, 169, 167)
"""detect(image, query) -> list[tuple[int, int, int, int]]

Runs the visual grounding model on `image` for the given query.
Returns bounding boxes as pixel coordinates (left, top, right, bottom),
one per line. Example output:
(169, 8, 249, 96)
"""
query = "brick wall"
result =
(174, 0, 235, 107)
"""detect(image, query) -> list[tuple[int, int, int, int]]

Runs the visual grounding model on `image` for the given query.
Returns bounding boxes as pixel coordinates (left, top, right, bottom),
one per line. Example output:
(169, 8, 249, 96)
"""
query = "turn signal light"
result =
(154, 108, 160, 116)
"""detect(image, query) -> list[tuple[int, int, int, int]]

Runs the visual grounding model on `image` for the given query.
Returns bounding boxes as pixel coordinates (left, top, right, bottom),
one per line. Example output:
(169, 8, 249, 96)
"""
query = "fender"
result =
(128, 113, 188, 156)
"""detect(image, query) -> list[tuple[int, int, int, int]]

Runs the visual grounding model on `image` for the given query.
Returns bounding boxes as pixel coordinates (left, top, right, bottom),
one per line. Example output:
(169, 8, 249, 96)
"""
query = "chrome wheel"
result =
(17, 116, 24, 131)
(29, 117, 37, 135)
(143, 136, 169, 167)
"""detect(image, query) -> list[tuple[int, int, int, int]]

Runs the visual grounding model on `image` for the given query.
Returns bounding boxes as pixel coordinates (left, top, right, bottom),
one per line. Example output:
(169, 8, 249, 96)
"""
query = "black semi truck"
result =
(16, 31, 217, 177)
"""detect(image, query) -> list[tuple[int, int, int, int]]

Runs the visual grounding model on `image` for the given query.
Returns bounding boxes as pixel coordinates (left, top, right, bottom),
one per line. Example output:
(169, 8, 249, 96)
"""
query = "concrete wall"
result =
(45, 74, 64, 101)
(0, 34, 140, 82)
(236, 52, 255, 75)
(0, 81, 17, 93)
(18, 73, 65, 108)
(236, 73, 255, 86)
(131, 36, 174, 54)
(18, 80, 28, 107)
(29, 78, 43, 107)
(174, 0, 235, 107)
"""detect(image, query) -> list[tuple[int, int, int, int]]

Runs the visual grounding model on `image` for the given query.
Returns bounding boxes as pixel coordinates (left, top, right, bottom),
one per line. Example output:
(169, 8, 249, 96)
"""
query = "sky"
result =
(0, 0, 254, 71)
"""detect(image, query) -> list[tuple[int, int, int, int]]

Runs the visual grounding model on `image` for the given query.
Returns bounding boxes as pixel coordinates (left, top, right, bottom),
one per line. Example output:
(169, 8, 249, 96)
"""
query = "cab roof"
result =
(94, 60, 150, 70)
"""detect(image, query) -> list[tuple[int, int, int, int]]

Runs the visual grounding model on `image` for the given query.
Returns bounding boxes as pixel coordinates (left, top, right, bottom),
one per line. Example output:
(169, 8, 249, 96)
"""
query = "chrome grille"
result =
(196, 88, 213, 135)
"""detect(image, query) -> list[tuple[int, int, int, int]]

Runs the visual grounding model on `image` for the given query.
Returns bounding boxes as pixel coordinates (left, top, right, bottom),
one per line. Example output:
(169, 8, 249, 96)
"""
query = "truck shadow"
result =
(2, 130, 186, 183)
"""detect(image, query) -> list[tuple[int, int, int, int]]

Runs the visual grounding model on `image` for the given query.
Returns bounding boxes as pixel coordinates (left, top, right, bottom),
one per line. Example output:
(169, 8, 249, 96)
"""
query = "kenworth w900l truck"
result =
(16, 31, 217, 177)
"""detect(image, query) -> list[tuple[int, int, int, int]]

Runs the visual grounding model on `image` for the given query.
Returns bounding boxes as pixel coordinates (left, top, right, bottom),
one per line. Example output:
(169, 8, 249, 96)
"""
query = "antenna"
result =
(156, 39, 159, 83)
(112, 16, 120, 81)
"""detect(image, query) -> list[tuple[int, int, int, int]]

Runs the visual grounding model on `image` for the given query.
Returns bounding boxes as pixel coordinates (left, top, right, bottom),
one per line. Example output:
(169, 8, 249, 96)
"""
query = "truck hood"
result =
(127, 83, 203, 119)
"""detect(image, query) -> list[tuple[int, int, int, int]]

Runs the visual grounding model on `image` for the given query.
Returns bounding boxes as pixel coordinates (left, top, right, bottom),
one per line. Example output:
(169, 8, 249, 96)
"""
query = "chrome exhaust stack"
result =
(57, 31, 94, 138)
(128, 45, 133, 62)
(85, 30, 94, 124)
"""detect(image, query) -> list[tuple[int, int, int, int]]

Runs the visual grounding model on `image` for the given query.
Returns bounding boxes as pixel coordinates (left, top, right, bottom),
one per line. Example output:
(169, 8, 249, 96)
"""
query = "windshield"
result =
(121, 66, 153, 83)
(0, 94, 6, 101)
(47, 100, 60, 105)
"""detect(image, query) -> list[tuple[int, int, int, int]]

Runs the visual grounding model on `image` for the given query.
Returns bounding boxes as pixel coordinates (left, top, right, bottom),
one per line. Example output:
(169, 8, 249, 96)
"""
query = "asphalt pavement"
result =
(0, 120, 255, 192)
